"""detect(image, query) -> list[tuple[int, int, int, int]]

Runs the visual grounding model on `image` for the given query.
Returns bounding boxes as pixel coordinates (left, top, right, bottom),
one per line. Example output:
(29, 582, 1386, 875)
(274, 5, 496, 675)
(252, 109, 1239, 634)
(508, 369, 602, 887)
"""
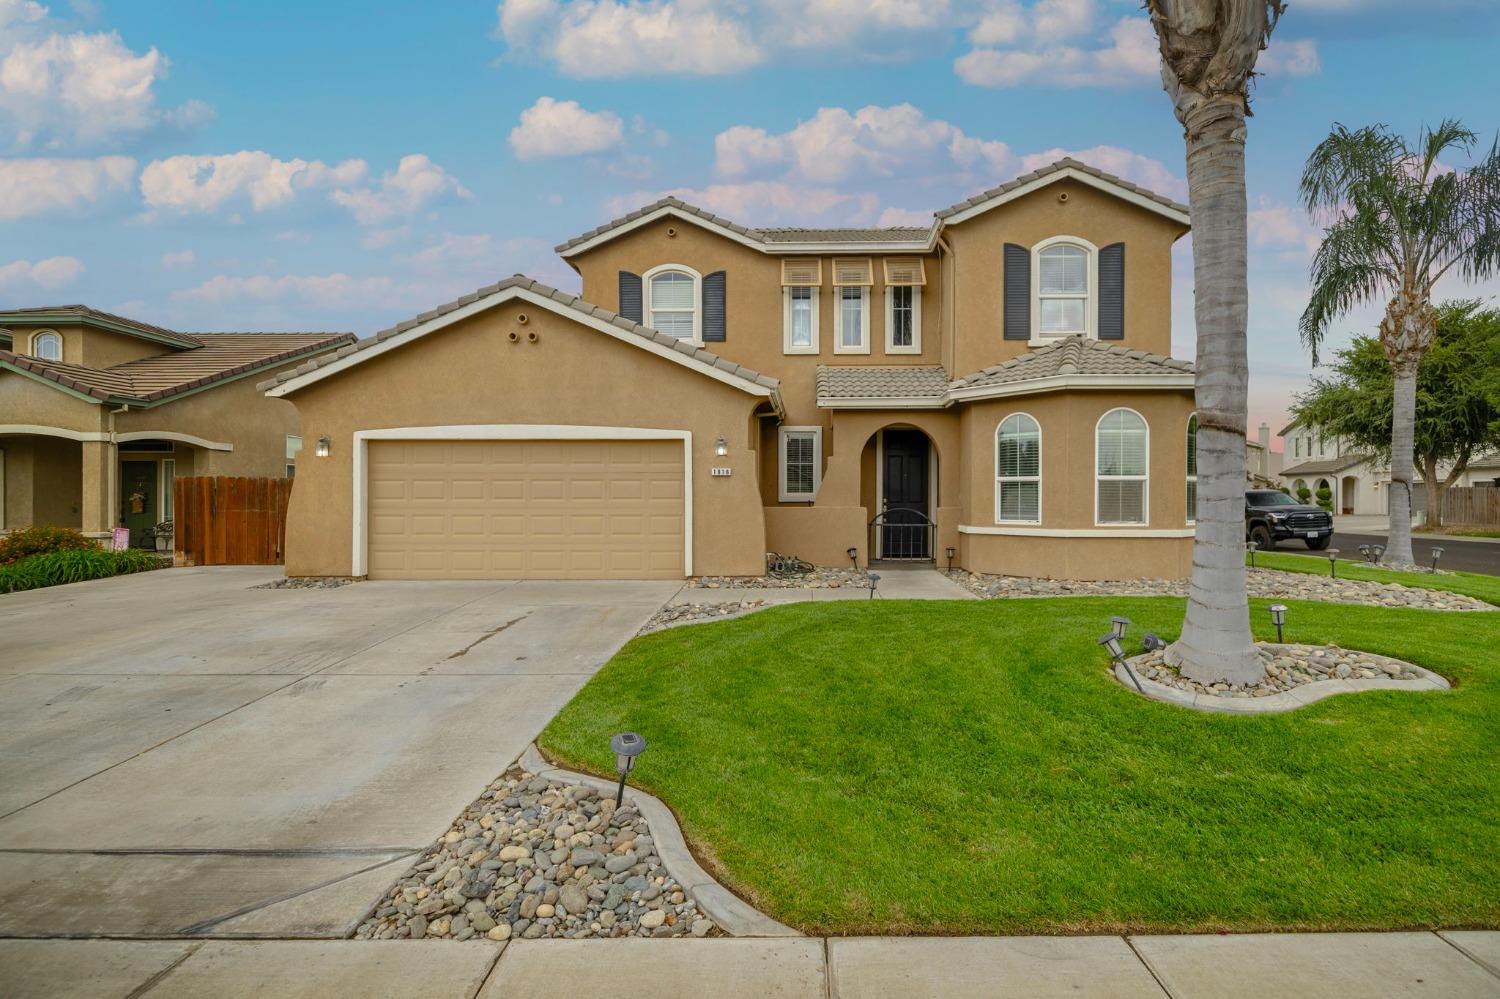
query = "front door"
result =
(881, 429, 930, 559)
(120, 460, 158, 546)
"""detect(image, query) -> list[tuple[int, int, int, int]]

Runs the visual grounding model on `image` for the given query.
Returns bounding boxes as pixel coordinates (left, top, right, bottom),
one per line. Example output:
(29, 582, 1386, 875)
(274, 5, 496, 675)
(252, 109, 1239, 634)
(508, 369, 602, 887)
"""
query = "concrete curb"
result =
(1114, 646, 1450, 714)
(519, 744, 801, 938)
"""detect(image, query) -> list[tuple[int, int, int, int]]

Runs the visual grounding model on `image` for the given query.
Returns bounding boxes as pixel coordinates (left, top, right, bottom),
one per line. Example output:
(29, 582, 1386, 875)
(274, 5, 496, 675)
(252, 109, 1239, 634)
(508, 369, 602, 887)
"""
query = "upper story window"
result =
(832, 257, 873, 355)
(1097, 407, 1149, 525)
(781, 258, 821, 355)
(1034, 239, 1092, 339)
(31, 330, 62, 362)
(643, 265, 700, 342)
(996, 413, 1041, 523)
(884, 257, 924, 355)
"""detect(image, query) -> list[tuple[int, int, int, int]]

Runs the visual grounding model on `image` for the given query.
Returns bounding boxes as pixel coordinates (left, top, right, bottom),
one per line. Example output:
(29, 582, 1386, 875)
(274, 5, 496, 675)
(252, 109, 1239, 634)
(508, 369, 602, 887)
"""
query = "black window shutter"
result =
(702, 271, 726, 342)
(1003, 243, 1030, 340)
(1098, 243, 1125, 340)
(618, 271, 642, 323)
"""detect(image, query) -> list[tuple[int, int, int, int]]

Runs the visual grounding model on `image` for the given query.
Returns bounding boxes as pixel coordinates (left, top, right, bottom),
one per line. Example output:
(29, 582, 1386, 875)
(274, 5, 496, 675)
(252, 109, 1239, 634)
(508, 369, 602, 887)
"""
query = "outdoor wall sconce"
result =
(847, 546, 858, 571)
(715, 435, 728, 457)
(1247, 539, 1259, 569)
(315, 435, 330, 458)
(1110, 615, 1131, 640)
(1326, 548, 1341, 578)
(610, 731, 646, 809)
(1430, 546, 1445, 572)
(945, 546, 956, 573)
(1269, 604, 1287, 642)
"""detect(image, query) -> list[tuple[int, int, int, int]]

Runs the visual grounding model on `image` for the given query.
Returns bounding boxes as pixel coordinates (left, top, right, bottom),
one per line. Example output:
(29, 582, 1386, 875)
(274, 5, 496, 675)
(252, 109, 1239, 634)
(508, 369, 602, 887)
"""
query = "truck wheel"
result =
(1250, 525, 1274, 552)
(1306, 534, 1332, 551)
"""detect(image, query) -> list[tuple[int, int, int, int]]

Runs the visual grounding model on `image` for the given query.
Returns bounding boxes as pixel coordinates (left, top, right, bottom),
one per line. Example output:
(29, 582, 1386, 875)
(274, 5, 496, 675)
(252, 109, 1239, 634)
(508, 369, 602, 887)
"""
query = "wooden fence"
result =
(1435, 484, 1500, 526)
(173, 476, 294, 565)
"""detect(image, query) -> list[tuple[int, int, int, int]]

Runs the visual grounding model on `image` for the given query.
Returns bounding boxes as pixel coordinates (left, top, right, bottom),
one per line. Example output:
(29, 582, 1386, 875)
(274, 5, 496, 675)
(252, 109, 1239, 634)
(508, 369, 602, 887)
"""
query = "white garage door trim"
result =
(351, 425, 693, 578)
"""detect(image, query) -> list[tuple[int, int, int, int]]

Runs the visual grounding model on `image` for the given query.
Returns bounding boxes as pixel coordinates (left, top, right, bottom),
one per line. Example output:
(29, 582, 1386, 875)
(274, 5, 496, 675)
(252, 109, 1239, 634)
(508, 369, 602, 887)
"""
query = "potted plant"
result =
(154, 519, 174, 553)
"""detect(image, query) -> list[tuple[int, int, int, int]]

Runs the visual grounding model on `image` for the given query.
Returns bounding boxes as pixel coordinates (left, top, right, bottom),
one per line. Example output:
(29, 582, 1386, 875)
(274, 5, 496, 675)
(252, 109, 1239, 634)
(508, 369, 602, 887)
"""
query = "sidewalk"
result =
(5, 932, 1498, 998)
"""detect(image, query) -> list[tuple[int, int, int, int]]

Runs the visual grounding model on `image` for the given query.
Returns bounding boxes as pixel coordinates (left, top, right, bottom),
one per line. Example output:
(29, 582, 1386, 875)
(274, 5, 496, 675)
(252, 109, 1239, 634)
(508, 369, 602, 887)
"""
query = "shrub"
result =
(0, 525, 96, 565)
(0, 547, 164, 593)
(1315, 485, 1334, 512)
(1296, 485, 1313, 504)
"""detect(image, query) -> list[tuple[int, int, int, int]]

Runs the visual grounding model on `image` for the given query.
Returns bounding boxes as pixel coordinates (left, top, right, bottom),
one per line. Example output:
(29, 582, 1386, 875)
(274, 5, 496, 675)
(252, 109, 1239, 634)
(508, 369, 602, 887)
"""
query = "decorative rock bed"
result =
(355, 768, 715, 941)
(252, 576, 357, 590)
(640, 599, 769, 634)
(1115, 642, 1450, 713)
(953, 567, 1493, 611)
(693, 567, 869, 589)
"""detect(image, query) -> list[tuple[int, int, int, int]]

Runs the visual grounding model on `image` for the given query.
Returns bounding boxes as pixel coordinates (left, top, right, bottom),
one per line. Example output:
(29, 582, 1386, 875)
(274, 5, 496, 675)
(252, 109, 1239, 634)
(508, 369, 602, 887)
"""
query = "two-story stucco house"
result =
(263, 158, 1200, 581)
(0, 307, 351, 543)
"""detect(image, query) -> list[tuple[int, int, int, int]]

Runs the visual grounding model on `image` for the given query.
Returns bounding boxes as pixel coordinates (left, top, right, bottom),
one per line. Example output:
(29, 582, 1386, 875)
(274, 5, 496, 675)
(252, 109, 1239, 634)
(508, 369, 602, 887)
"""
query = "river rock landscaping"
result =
(640, 599, 769, 634)
(355, 768, 714, 942)
(252, 576, 356, 590)
(953, 567, 1493, 610)
(693, 567, 868, 589)
(1127, 642, 1430, 698)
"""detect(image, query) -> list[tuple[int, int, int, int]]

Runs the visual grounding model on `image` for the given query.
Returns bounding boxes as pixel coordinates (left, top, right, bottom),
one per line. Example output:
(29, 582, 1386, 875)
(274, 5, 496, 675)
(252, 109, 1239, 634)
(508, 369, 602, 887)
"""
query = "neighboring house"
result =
(263, 158, 1202, 582)
(0, 306, 352, 543)
(1247, 422, 1282, 486)
(1277, 417, 1387, 515)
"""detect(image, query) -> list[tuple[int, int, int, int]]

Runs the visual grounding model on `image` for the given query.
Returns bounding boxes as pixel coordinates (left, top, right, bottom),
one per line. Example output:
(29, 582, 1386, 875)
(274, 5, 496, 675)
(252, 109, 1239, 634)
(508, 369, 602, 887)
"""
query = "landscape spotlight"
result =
(1430, 546, 1444, 572)
(1110, 615, 1131, 639)
(846, 546, 859, 571)
(1247, 538, 1259, 569)
(945, 546, 956, 573)
(1141, 631, 1165, 653)
(1269, 603, 1287, 643)
(609, 732, 646, 809)
(1326, 548, 1341, 578)
(867, 571, 881, 599)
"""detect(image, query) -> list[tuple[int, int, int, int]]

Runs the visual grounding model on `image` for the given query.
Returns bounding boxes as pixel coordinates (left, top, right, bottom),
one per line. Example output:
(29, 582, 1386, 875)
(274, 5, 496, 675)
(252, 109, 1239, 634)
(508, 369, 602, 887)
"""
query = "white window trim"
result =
(350, 426, 693, 578)
(833, 285, 870, 355)
(30, 329, 62, 362)
(884, 285, 922, 355)
(1030, 236, 1098, 346)
(778, 425, 823, 502)
(1095, 406, 1150, 527)
(642, 263, 702, 345)
(1186, 412, 1198, 526)
(995, 412, 1042, 525)
(782, 286, 820, 355)
(160, 458, 176, 522)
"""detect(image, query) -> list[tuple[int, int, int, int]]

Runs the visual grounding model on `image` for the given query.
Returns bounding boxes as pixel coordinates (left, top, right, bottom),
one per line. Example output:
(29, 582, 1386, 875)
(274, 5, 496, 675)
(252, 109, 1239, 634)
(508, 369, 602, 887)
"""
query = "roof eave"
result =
(947, 373, 1196, 403)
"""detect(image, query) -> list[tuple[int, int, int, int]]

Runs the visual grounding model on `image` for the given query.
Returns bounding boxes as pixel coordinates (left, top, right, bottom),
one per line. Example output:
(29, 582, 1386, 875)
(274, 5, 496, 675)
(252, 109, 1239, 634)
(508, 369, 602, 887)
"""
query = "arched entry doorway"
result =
(862, 426, 937, 560)
(1341, 475, 1357, 515)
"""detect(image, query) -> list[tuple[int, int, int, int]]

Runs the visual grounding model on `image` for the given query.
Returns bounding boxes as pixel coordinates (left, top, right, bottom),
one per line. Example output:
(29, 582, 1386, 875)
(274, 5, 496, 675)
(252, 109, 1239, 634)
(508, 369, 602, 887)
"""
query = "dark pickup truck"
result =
(1246, 489, 1334, 551)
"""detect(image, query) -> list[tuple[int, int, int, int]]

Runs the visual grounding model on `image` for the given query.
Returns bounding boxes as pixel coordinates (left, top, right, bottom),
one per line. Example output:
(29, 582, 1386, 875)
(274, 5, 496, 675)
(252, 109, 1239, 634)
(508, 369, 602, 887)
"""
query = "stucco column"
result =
(80, 440, 114, 536)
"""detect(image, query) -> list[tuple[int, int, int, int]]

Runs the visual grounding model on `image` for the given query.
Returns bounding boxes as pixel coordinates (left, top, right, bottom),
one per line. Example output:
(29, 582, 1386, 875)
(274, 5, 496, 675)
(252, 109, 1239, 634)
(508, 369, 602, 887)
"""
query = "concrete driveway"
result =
(0, 567, 678, 939)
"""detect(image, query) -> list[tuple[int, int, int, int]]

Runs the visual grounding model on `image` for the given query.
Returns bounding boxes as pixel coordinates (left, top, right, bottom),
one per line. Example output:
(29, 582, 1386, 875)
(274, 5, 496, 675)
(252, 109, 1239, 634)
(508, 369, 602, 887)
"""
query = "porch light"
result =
(1430, 546, 1444, 572)
(945, 545, 956, 573)
(1247, 539, 1259, 569)
(609, 732, 647, 809)
(1110, 615, 1131, 640)
(1326, 548, 1340, 578)
(315, 435, 330, 458)
(1269, 604, 1287, 643)
(715, 435, 728, 457)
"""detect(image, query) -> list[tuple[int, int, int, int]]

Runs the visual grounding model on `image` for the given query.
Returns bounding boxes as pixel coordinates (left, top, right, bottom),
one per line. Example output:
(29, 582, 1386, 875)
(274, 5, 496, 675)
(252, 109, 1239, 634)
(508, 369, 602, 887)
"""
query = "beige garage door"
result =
(366, 439, 685, 580)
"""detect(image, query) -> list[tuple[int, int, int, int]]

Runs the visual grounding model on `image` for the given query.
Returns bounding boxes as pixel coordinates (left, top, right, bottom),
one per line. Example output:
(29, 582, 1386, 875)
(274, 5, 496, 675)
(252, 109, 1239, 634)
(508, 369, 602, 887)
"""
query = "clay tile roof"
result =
(933, 157, 1189, 221)
(758, 227, 932, 244)
(255, 275, 784, 405)
(0, 304, 202, 348)
(816, 365, 950, 403)
(950, 335, 1194, 389)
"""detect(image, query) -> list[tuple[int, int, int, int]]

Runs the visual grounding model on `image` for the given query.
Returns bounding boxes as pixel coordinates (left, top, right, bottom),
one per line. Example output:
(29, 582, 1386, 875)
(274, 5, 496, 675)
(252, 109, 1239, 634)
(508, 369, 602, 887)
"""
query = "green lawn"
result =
(540, 597, 1500, 935)
(1250, 548, 1500, 606)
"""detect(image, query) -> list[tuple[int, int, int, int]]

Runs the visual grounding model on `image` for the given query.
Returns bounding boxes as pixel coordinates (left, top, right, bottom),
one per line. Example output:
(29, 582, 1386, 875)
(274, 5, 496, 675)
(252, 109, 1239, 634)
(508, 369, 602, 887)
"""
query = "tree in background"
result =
(1298, 121, 1500, 566)
(1295, 300, 1500, 528)
(1146, 0, 1282, 686)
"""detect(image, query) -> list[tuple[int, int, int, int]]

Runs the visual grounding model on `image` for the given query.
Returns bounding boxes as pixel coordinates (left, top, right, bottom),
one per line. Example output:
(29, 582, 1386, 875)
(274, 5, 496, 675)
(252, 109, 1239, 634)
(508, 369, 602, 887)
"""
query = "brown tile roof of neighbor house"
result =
(256, 276, 784, 408)
(0, 304, 204, 348)
(759, 227, 933, 244)
(816, 365, 951, 403)
(1280, 454, 1371, 476)
(933, 157, 1191, 220)
(951, 335, 1194, 390)
(0, 330, 353, 405)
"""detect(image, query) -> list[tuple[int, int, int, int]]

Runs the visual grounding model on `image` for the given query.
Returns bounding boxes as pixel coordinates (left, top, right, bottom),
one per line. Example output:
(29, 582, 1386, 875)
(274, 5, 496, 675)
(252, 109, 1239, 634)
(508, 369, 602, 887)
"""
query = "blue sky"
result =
(2, 0, 1497, 444)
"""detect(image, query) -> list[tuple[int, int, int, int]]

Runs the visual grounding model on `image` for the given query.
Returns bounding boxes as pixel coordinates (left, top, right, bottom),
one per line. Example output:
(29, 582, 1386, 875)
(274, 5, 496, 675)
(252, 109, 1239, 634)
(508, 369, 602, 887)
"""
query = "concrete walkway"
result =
(868, 562, 977, 599)
(4, 932, 1497, 998)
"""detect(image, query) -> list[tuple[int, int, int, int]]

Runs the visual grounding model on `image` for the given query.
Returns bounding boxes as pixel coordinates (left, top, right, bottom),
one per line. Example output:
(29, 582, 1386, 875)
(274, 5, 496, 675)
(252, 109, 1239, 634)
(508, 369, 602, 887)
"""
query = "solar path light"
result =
(610, 732, 646, 809)
(1099, 632, 1142, 692)
(1110, 615, 1131, 640)
(867, 571, 880, 599)
(846, 546, 858, 571)
(1326, 548, 1340, 578)
(1431, 546, 1445, 572)
(1247, 538, 1259, 569)
(1269, 604, 1287, 643)
(946, 546, 956, 573)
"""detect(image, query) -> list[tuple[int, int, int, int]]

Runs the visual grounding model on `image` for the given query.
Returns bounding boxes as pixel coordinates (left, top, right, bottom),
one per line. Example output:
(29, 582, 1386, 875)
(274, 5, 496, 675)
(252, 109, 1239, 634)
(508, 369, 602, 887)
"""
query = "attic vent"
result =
(883, 257, 926, 286)
(832, 257, 874, 287)
(781, 257, 822, 287)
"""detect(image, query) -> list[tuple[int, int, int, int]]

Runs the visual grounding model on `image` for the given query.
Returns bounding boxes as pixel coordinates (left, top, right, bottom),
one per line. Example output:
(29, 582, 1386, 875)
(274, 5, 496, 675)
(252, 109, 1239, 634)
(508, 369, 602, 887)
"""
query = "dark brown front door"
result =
(881, 429, 930, 559)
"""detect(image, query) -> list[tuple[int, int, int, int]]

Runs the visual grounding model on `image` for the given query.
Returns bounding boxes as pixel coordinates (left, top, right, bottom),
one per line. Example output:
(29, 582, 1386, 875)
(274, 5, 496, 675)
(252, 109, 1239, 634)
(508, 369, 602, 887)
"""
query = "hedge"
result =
(0, 547, 165, 593)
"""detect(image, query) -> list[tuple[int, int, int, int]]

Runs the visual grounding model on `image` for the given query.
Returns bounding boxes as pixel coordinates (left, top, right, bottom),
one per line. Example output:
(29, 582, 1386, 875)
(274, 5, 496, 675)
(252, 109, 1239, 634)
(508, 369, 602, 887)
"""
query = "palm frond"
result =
(1299, 214, 1396, 362)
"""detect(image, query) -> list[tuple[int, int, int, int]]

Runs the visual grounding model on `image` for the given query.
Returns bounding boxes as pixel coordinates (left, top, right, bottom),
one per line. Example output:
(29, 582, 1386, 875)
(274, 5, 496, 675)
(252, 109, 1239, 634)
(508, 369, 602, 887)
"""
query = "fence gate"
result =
(173, 476, 294, 565)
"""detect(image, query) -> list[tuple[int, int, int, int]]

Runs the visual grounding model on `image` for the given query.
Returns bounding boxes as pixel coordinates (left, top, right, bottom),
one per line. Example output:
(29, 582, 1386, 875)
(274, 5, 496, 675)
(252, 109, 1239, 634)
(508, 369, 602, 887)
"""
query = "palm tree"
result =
(1298, 122, 1500, 567)
(1145, 0, 1283, 686)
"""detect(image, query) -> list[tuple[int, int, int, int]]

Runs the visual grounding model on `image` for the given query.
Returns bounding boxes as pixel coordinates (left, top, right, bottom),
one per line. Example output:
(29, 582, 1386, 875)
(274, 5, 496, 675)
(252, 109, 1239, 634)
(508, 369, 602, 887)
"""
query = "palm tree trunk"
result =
(1385, 361, 1419, 565)
(1164, 97, 1263, 687)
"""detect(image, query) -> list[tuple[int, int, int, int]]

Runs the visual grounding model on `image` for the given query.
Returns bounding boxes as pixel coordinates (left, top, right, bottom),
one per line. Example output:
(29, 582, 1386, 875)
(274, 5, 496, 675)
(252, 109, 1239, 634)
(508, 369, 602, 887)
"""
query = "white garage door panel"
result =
(366, 439, 685, 580)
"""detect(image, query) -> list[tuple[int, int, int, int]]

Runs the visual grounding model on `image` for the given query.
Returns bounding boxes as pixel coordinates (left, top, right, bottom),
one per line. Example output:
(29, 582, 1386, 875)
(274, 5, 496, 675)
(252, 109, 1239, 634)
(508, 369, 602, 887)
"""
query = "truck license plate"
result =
(1306, 531, 1319, 539)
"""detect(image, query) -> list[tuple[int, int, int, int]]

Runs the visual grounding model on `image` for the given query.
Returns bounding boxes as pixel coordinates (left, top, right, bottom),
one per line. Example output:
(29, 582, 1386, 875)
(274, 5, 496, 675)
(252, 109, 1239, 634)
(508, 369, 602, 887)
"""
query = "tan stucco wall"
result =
(115, 374, 302, 478)
(275, 302, 770, 578)
(943, 178, 1187, 379)
(2, 323, 170, 367)
(0, 437, 83, 529)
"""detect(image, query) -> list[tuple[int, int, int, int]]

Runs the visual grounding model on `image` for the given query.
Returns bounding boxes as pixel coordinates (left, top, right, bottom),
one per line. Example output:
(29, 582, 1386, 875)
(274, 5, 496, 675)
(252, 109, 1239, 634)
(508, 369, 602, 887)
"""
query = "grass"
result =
(540, 597, 1500, 935)
(1422, 527, 1500, 539)
(0, 547, 164, 593)
(1249, 549, 1500, 606)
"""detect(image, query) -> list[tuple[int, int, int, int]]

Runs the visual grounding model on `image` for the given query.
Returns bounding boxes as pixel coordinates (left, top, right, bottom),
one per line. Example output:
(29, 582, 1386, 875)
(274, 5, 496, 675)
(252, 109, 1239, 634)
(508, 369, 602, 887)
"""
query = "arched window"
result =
(32, 330, 62, 362)
(995, 413, 1041, 523)
(1186, 413, 1198, 524)
(1034, 239, 1092, 338)
(643, 265, 700, 342)
(1096, 408, 1148, 525)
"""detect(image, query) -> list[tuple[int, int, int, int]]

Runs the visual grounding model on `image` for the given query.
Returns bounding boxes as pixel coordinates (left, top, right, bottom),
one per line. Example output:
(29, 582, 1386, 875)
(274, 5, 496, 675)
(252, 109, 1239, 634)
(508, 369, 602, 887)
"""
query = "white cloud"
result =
(508, 96, 624, 159)
(956, 16, 1158, 88)
(715, 104, 1012, 185)
(0, 5, 211, 150)
(0, 154, 133, 219)
(877, 206, 932, 226)
(1248, 199, 1322, 256)
(1018, 144, 1185, 199)
(1257, 38, 1322, 77)
(161, 248, 195, 268)
(500, 0, 764, 78)
(140, 151, 367, 215)
(330, 154, 470, 226)
(0, 254, 84, 289)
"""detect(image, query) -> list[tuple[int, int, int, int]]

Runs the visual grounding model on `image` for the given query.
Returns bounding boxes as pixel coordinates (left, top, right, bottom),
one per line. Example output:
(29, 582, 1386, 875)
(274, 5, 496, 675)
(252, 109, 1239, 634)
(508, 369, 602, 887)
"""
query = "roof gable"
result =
(935, 158, 1191, 227)
(0, 305, 202, 349)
